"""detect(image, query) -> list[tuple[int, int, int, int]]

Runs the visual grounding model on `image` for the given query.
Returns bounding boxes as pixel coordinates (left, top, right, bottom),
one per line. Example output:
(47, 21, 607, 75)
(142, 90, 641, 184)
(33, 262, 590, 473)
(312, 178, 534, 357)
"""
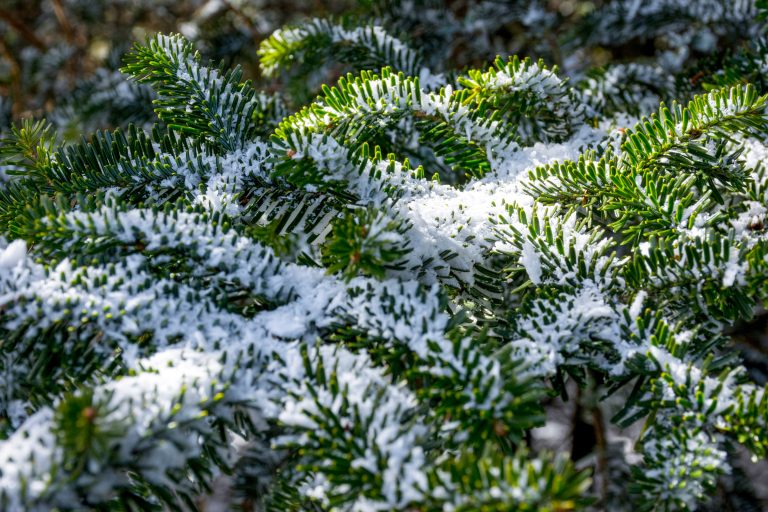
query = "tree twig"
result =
(0, 8, 45, 50)
(0, 38, 23, 119)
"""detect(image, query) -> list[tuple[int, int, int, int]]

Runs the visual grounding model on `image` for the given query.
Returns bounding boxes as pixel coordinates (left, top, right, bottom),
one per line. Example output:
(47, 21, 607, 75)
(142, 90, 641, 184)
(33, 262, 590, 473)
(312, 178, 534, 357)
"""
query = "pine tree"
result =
(1, 1, 768, 511)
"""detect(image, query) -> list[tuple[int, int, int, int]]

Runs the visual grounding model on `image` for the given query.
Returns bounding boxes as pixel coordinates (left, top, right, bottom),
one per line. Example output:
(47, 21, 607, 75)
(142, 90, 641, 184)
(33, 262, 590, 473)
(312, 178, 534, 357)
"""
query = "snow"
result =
(519, 240, 542, 284)
(3, 13, 768, 510)
(0, 202, 528, 508)
(0, 239, 26, 269)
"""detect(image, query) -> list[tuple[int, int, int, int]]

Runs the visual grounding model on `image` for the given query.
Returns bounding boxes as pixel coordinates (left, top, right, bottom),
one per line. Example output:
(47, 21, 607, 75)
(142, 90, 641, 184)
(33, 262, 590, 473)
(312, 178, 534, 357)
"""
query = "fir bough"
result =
(1, 1, 768, 511)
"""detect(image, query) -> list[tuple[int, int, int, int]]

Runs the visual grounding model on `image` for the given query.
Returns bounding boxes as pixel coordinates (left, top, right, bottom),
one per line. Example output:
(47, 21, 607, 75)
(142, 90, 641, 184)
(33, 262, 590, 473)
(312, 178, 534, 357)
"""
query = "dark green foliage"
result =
(1, 2, 768, 512)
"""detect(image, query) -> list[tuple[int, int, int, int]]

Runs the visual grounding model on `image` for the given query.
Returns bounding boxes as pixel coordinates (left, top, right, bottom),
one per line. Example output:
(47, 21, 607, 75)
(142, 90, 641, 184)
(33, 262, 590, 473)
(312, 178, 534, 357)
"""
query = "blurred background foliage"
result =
(3, 0, 759, 136)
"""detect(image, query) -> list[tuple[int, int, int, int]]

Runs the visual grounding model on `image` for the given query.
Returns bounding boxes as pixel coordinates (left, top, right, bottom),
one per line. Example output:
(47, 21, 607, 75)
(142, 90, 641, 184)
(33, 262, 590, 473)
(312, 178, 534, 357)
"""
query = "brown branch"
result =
(592, 404, 609, 505)
(50, 0, 88, 91)
(0, 8, 45, 50)
(50, 0, 76, 45)
(0, 38, 23, 119)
